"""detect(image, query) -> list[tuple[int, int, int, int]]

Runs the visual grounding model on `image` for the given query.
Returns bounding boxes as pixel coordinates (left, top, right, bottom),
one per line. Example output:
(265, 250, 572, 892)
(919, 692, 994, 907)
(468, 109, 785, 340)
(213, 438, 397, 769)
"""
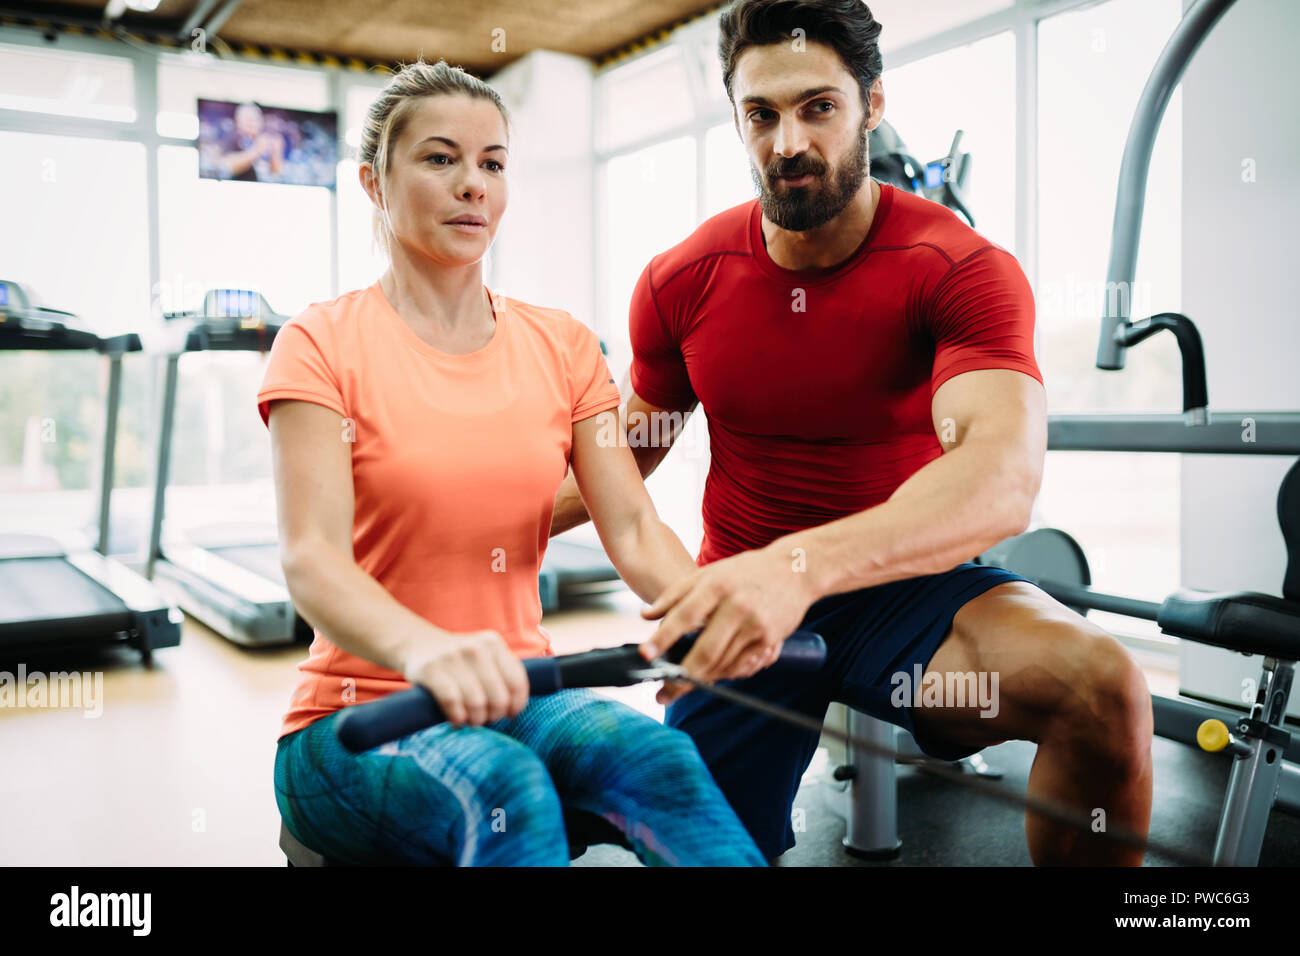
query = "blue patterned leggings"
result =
(274, 688, 767, 866)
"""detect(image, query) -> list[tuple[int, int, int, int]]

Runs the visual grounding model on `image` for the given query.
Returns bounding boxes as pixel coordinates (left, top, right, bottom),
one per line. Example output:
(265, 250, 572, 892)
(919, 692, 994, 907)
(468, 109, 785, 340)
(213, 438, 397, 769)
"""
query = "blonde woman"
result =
(260, 60, 766, 866)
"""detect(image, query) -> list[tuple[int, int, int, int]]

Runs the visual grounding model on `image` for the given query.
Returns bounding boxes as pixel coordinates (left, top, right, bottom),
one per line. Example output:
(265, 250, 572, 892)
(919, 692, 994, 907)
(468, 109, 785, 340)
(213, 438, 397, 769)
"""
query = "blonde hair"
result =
(359, 58, 511, 259)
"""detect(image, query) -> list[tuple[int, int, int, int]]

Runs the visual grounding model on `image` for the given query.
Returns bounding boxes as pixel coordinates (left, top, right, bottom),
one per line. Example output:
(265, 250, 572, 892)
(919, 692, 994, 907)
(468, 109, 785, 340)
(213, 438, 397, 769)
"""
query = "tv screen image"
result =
(197, 98, 338, 188)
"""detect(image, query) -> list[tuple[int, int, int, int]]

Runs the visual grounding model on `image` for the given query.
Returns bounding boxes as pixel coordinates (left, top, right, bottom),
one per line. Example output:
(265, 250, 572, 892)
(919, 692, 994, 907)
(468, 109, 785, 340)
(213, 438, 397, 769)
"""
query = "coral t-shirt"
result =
(257, 282, 621, 739)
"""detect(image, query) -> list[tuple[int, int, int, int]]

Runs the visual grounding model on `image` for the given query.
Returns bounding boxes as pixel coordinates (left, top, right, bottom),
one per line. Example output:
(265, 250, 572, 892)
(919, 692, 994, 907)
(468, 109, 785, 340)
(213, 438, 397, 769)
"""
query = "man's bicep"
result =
(626, 388, 699, 477)
(931, 369, 1047, 460)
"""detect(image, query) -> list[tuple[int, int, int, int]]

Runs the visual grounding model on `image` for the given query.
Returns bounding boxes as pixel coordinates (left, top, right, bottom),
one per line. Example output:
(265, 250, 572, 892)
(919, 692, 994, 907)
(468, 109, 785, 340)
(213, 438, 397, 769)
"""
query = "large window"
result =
(0, 42, 135, 122)
(151, 56, 337, 540)
(156, 52, 329, 139)
(867, 0, 1015, 53)
(0, 130, 150, 545)
(1036, 0, 1183, 416)
(600, 135, 705, 552)
(0, 34, 397, 554)
(338, 81, 389, 295)
(596, 46, 696, 152)
(156, 145, 332, 318)
(601, 135, 698, 379)
(703, 121, 754, 219)
(884, 30, 1016, 252)
(0, 131, 150, 331)
(1032, 0, 1184, 636)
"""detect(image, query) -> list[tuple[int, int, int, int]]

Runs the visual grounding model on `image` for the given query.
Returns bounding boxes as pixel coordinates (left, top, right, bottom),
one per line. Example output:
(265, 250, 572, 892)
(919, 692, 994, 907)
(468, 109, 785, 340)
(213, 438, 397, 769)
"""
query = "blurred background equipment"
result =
(144, 288, 310, 647)
(0, 279, 182, 663)
(869, 119, 975, 226)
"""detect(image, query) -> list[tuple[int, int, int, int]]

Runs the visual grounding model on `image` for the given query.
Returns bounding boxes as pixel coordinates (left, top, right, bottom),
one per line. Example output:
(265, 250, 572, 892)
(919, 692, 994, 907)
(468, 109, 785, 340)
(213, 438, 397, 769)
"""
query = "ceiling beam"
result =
(177, 0, 222, 38)
(204, 0, 241, 35)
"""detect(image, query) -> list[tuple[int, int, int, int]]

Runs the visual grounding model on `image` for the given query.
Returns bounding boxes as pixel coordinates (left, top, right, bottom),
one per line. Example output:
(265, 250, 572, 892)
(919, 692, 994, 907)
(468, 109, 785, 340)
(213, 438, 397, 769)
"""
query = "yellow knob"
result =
(1197, 719, 1230, 752)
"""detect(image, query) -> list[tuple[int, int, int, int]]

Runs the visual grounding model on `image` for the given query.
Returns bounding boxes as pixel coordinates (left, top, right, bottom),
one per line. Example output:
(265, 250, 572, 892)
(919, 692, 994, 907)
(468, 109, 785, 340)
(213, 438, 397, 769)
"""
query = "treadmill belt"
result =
(0, 555, 129, 624)
(208, 543, 287, 586)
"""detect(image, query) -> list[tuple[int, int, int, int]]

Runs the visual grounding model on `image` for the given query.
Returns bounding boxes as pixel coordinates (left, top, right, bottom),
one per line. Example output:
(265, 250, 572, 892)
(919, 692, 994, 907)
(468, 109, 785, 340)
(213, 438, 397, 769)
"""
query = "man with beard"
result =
(550, 0, 1153, 866)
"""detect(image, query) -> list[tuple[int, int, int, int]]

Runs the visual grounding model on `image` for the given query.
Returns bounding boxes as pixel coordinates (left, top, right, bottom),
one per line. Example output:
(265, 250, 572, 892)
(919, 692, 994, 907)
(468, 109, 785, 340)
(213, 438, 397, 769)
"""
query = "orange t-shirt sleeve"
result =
(257, 318, 347, 426)
(569, 318, 621, 422)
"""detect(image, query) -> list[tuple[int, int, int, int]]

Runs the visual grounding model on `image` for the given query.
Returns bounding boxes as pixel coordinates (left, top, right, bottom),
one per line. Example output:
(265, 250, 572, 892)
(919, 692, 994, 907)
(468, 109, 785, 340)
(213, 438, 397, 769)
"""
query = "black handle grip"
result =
(335, 657, 559, 754)
(661, 629, 826, 671)
(767, 630, 827, 670)
(335, 630, 827, 753)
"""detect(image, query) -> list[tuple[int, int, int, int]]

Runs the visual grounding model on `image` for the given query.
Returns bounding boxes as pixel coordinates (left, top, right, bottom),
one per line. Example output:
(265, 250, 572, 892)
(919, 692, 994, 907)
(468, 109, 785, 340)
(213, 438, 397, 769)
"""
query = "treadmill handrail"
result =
(1098, 0, 1237, 369)
(146, 293, 290, 576)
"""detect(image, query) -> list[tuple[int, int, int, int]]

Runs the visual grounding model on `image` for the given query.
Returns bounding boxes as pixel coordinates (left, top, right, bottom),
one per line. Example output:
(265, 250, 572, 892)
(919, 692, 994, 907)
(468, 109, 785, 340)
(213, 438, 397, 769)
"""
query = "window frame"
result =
(591, 0, 1110, 347)
(0, 24, 388, 306)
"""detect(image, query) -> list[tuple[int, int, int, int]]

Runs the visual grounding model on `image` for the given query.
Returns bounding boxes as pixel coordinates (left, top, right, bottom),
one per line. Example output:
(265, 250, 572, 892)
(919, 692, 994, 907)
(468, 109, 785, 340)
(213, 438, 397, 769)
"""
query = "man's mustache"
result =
(767, 158, 826, 180)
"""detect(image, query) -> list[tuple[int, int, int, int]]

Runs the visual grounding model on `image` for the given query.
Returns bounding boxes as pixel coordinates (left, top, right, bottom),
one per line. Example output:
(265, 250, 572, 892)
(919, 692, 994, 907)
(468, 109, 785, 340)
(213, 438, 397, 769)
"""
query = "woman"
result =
(260, 59, 766, 866)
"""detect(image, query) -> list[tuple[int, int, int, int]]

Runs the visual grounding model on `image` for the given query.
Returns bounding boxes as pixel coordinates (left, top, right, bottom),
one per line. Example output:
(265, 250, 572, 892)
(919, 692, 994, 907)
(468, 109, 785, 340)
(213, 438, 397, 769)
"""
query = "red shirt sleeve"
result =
(628, 259, 697, 410)
(926, 246, 1044, 396)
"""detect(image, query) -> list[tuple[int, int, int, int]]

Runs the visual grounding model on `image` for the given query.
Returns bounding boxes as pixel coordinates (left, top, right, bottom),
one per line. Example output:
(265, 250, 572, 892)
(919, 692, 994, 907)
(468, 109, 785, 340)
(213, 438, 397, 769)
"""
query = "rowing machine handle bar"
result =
(335, 630, 826, 753)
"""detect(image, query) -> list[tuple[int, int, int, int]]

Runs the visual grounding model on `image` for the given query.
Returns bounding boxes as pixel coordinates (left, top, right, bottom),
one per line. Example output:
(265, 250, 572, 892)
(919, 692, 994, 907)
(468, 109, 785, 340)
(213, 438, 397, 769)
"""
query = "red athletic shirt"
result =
(629, 183, 1043, 566)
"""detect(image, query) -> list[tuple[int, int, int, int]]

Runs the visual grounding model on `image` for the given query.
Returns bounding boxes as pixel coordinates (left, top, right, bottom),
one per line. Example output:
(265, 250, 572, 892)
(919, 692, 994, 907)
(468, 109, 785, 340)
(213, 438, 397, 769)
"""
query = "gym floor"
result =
(2, 589, 1295, 866)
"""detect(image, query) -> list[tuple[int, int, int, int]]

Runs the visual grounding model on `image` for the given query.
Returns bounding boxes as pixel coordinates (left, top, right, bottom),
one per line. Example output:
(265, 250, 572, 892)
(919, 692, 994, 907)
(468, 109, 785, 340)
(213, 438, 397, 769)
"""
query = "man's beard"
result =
(753, 124, 870, 232)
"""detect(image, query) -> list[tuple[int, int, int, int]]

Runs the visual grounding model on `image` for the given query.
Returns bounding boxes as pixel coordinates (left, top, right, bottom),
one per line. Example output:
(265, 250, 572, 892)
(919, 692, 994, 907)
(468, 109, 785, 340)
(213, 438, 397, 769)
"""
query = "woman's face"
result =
(371, 94, 509, 268)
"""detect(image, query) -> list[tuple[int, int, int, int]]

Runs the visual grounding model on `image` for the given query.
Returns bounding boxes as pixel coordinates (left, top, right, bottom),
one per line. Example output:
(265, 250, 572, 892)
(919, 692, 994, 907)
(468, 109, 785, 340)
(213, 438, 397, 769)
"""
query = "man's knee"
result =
(1045, 625, 1153, 771)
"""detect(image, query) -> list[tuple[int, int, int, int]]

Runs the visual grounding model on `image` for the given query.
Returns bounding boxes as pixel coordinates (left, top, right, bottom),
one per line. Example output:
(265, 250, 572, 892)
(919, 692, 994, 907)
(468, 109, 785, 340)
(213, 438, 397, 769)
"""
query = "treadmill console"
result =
(203, 288, 273, 324)
(0, 279, 32, 319)
(924, 160, 947, 190)
(167, 289, 284, 325)
(0, 280, 88, 340)
(164, 288, 287, 352)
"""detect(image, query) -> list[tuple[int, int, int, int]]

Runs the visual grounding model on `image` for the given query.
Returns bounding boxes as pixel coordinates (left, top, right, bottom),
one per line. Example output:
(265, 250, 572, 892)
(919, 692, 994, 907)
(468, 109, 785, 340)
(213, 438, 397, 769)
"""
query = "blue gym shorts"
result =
(664, 560, 1031, 860)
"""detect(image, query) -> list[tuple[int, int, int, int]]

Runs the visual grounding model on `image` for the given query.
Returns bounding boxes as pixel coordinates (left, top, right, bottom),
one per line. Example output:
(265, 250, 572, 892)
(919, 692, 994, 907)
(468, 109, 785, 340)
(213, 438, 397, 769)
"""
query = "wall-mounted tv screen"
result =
(197, 98, 338, 188)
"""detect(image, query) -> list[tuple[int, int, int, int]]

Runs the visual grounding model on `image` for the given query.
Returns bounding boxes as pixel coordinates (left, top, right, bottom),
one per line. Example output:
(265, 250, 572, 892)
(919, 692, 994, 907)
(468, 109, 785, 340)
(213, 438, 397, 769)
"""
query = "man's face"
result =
(731, 41, 879, 231)
(234, 105, 263, 138)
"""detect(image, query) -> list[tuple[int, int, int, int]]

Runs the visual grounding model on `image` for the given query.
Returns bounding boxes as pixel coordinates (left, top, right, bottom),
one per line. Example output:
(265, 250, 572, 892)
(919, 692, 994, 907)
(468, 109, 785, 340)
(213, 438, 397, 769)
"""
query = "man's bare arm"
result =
(773, 369, 1047, 599)
(550, 384, 698, 536)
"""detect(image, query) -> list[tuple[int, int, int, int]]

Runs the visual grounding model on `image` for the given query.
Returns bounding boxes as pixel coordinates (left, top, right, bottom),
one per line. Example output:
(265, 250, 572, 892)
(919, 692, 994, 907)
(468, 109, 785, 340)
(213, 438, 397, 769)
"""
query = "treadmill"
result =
(0, 279, 182, 662)
(145, 288, 311, 647)
(540, 533, 629, 613)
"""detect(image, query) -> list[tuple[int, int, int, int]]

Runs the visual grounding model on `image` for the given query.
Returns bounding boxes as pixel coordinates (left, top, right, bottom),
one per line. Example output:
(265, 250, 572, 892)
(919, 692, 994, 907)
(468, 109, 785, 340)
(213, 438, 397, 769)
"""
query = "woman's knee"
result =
(421, 735, 567, 864)
(471, 740, 564, 822)
(616, 721, 714, 787)
(282, 724, 569, 864)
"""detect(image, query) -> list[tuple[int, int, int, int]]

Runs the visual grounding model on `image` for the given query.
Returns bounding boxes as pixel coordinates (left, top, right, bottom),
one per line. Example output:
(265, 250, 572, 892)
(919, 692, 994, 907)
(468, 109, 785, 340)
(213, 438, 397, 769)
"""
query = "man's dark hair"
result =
(718, 0, 884, 116)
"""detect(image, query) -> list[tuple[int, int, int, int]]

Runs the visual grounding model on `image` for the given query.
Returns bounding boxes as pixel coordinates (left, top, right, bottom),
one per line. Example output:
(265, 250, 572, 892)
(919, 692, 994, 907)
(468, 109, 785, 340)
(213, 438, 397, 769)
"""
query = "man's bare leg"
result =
(908, 581, 1154, 865)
